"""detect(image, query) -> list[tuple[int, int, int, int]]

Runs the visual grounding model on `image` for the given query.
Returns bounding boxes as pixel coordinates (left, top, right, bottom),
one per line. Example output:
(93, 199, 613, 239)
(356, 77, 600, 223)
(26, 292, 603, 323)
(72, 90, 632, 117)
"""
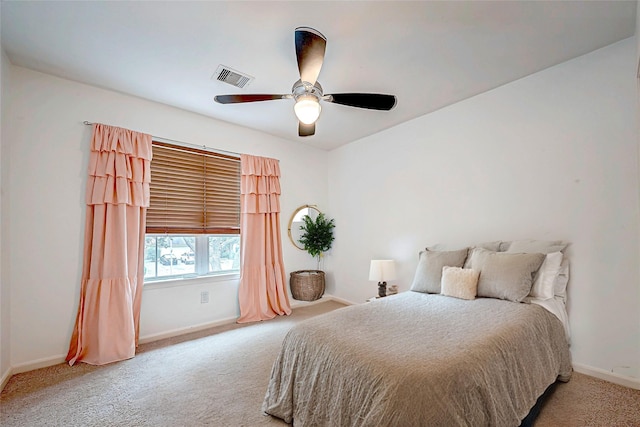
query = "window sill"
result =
(143, 272, 241, 290)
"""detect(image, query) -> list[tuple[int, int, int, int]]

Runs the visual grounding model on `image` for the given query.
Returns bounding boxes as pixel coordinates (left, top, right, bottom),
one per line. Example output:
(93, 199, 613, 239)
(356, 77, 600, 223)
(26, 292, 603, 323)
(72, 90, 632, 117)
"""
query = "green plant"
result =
(298, 212, 335, 269)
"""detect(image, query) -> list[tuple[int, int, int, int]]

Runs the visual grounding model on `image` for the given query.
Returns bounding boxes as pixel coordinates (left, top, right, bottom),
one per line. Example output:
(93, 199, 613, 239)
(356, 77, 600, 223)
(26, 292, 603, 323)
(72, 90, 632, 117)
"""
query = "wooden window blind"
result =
(146, 141, 241, 235)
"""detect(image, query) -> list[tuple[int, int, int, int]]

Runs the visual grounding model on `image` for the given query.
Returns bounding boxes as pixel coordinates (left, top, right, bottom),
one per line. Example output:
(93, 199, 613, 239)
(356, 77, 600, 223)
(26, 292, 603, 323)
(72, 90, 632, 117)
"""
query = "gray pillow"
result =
(467, 247, 545, 302)
(462, 241, 504, 268)
(410, 248, 469, 294)
(429, 241, 502, 252)
(503, 239, 568, 254)
(476, 241, 503, 252)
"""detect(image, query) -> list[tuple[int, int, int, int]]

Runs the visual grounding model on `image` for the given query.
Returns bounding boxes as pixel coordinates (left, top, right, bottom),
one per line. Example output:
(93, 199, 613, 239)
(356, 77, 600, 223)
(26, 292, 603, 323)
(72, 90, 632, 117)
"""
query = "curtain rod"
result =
(83, 121, 241, 158)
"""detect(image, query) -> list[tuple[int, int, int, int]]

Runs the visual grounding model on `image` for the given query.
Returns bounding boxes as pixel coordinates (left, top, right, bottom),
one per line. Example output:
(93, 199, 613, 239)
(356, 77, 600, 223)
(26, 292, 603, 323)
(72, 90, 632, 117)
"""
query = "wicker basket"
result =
(290, 270, 325, 301)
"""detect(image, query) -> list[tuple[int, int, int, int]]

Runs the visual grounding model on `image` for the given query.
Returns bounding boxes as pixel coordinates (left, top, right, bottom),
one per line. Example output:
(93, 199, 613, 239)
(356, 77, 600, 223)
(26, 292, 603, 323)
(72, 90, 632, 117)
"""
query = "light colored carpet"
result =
(1, 300, 639, 426)
(535, 372, 640, 427)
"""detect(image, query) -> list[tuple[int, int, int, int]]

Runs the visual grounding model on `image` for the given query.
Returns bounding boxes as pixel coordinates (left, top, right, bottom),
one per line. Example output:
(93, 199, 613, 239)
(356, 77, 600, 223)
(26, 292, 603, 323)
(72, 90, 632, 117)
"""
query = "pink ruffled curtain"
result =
(67, 123, 152, 365)
(237, 154, 291, 323)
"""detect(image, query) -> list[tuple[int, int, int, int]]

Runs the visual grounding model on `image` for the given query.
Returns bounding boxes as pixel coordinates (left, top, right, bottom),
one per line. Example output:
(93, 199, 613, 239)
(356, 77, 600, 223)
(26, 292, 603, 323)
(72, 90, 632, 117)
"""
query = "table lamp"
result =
(369, 259, 396, 298)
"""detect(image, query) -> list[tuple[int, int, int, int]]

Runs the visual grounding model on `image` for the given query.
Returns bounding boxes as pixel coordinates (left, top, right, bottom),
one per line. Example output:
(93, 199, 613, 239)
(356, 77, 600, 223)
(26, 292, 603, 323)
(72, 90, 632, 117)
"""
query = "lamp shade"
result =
(368, 260, 396, 282)
(294, 95, 321, 124)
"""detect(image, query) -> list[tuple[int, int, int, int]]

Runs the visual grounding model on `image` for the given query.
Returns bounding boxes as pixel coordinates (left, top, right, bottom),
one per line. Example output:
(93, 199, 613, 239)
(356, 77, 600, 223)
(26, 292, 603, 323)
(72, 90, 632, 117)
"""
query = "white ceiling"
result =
(1, 1, 636, 150)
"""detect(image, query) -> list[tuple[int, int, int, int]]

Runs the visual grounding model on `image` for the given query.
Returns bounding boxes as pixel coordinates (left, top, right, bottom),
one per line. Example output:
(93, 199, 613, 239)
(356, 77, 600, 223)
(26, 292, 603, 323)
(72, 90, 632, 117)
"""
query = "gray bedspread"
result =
(262, 291, 572, 426)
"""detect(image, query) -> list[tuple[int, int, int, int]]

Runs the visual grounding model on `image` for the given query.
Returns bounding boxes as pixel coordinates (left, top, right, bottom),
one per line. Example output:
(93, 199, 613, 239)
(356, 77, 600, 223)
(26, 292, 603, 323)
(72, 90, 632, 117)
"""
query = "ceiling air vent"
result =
(212, 65, 254, 89)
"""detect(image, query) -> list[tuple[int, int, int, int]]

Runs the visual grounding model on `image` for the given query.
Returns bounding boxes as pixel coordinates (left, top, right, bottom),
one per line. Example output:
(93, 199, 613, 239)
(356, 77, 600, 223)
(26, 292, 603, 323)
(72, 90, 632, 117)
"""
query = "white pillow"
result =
(529, 252, 563, 300)
(554, 257, 570, 302)
(441, 266, 479, 300)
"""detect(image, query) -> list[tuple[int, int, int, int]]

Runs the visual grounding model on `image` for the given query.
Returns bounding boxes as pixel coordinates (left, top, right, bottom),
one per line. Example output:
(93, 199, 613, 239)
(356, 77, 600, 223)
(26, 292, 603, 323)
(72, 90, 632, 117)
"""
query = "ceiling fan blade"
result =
(214, 94, 289, 104)
(325, 93, 397, 111)
(295, 27, 326, 86)
(298, 121, 315, 137)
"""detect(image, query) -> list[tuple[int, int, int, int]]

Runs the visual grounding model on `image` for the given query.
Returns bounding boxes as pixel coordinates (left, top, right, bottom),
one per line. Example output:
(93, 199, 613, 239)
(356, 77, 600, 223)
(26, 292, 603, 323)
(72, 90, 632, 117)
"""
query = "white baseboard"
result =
(290, 293, 355, 308)
(141, 294, 355, 344)
(1, 366, 12, 392)
(11, 354, 66, 376)
(573, 362, 640, 390)
(140, 294, 354, 344)
(138, 316, 238, 344)
(6, 318, 241, 378)
(324, 294, 356, 306)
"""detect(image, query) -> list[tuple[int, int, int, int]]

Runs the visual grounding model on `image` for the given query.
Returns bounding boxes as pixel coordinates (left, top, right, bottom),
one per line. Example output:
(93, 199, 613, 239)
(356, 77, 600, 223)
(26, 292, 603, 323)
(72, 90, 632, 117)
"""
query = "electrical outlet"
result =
(200, 291, 209, 304)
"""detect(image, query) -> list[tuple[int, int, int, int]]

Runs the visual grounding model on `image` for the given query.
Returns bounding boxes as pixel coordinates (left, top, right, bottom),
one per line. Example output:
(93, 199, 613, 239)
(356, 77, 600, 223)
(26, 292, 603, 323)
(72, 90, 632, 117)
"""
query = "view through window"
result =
(144, 235, 240, 280)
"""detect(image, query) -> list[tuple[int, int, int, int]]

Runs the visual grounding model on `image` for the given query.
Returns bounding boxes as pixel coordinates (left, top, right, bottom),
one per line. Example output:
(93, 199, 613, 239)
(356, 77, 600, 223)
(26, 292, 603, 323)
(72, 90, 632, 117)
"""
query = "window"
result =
(144, 141, 241, 282)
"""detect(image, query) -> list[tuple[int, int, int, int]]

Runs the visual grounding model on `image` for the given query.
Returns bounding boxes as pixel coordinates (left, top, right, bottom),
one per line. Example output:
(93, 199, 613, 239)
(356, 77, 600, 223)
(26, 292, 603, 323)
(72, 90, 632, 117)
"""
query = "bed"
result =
(263, 241, 573, 426)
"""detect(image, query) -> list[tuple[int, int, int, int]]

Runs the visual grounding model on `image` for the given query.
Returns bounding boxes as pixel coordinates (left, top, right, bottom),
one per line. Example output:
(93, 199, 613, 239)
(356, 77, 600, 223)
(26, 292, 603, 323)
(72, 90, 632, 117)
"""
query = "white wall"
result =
(329, 38, 640, 382)
(6, 66, 328, 369)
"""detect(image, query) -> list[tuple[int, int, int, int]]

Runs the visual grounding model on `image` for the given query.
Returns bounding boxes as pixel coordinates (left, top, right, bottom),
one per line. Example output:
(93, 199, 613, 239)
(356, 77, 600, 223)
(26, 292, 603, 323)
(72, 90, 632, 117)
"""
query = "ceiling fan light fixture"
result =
(214, 28, 397, 137)
(294, 95, 321, 124)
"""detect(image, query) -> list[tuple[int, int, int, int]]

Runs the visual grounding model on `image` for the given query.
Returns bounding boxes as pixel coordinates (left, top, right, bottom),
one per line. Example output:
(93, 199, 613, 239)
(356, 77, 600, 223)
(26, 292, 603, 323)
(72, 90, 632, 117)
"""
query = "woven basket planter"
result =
(290, 270, 325, 301)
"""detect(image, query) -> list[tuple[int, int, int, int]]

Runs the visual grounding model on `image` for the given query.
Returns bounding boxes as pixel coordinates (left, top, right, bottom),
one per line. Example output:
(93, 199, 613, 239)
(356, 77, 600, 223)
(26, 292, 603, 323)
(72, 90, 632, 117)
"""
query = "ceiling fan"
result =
(214, 27, 397, 137)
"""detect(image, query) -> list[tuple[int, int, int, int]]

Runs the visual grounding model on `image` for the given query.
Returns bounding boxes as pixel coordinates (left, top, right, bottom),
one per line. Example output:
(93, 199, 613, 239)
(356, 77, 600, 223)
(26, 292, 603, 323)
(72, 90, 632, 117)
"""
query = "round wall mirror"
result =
(288, 205, 321, 250)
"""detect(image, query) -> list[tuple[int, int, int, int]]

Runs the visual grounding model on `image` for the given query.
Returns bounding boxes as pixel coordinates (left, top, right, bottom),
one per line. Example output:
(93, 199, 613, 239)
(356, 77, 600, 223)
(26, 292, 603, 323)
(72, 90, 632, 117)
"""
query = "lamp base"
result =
(378, 281, 387, 298)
